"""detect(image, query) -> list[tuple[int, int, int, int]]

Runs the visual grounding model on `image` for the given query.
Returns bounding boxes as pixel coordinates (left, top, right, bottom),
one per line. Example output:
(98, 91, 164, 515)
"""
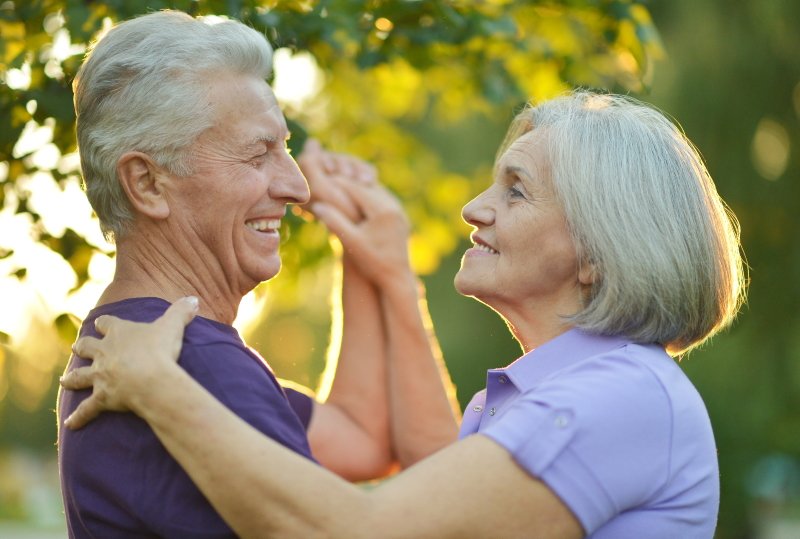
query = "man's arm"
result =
(305, 254, 394, 480)
(313, 180, 460, 466)
(295, 142, 395, 479)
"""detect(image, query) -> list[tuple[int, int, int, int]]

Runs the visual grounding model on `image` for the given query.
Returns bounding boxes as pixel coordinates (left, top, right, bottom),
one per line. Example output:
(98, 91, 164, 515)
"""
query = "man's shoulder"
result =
(84, 297, 172, 325)
(84, 297, 245, 348)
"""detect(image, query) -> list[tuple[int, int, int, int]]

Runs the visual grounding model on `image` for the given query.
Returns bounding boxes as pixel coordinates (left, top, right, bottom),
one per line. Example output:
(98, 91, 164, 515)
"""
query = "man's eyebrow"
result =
(243, 133, 291, 150)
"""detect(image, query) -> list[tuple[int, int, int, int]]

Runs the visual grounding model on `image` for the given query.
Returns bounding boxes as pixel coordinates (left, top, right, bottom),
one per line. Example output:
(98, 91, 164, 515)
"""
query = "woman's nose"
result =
(462, 189, 494, 227)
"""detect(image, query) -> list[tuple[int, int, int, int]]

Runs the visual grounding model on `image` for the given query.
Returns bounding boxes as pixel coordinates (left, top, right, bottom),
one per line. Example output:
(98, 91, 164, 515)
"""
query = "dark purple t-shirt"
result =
(57, 297, 315, 538)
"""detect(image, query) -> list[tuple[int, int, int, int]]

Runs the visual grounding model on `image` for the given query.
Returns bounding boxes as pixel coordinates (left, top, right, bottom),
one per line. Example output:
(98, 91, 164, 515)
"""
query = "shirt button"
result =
(473, 405, 483, 413)
(498, 376, 508, 384)
(555, 415, 569, 428)
(489, 407, 496, 416)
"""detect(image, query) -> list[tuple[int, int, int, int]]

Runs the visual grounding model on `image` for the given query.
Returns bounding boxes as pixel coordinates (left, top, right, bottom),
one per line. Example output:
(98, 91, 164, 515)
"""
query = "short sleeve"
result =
(284, 386, 314, 429)
(481, 351, 673, 534)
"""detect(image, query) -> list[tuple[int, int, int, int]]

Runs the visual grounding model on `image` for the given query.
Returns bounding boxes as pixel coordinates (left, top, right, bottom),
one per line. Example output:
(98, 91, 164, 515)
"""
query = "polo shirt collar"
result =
(501, 329, 631, 391)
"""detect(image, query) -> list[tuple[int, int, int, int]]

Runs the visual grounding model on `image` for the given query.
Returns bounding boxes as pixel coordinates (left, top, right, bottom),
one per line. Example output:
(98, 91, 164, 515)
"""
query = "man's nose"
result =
(272, 153, 310, 205)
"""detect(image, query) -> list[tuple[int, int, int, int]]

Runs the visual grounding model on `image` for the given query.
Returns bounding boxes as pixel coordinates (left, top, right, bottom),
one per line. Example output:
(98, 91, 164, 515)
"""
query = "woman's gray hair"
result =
(499, 91, 746, 355)
(73, 10, 273, 240)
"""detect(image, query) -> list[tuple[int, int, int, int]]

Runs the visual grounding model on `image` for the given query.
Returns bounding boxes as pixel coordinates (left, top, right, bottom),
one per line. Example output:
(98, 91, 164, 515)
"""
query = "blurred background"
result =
(1, 0, 798, 537)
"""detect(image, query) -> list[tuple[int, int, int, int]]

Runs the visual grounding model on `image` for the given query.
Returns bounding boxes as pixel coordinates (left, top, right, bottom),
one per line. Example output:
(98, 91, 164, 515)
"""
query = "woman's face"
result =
(455, 130, 590, 326)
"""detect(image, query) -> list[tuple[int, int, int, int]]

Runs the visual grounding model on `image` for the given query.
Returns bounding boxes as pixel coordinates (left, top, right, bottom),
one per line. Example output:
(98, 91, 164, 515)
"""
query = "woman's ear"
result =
(117, 152, 170, 220)
(578, 259, 598, 286)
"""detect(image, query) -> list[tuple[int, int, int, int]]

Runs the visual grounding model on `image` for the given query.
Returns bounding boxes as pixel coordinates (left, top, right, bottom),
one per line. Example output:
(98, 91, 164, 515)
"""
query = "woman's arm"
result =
(300, 142, 458, 467)
(313, 180, 460, 465)
(296, 142, 394, 479)
(62, 305, 581, 539)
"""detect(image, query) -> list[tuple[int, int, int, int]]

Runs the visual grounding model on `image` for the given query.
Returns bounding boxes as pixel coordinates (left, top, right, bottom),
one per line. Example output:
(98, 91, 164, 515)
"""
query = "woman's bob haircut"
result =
(497, 91, 747, 355)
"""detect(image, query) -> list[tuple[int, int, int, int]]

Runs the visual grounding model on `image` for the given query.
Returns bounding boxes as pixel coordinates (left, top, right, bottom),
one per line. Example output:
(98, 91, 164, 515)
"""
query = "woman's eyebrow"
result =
(504, 165, 534, 182)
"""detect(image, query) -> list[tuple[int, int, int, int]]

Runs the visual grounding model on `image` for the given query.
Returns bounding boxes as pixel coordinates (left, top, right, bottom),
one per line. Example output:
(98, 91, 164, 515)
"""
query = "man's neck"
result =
(99, 227, 241, 325)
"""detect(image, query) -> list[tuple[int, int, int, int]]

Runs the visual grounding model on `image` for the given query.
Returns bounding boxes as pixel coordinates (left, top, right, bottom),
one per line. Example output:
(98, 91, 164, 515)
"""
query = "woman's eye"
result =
(508, 185, 525, 199)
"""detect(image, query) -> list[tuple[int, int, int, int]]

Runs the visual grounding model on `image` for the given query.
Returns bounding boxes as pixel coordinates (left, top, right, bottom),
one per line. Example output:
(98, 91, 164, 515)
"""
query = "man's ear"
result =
(117, 152, 170, 220)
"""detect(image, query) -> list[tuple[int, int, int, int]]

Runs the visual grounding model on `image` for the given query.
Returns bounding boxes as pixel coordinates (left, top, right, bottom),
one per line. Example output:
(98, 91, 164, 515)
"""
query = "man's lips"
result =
(245, 218, 281, 232)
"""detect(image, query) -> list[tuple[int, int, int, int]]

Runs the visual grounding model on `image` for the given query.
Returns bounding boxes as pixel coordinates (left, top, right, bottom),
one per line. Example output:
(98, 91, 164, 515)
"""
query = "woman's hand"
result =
(296, 139, 376, 222)
(60, 296, 198, 429)
(312, 180, 412, 289)
(296, 139, 412, 288)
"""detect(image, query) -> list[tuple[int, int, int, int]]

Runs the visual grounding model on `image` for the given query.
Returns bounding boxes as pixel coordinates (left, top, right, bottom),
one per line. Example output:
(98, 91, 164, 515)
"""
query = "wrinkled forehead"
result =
(494, 129, 553, 184)
(202, 74, 286, 142)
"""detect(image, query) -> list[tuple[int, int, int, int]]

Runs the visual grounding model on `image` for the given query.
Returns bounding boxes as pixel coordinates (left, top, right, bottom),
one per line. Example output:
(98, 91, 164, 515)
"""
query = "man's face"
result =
(168, 74, 309, 296)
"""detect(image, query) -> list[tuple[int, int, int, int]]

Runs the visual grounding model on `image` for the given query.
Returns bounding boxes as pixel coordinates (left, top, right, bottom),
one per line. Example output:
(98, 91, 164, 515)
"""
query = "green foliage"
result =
(0, 0, 661, 288)
(3, 1, 799, 537)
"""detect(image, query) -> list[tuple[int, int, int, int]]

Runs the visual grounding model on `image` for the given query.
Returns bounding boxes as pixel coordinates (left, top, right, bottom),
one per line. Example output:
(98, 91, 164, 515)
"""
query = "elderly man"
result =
(58, 10, 458, 538)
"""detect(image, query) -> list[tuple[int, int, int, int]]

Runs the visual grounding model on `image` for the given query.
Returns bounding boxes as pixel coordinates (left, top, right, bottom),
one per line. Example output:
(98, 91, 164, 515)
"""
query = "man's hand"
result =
(60, 296, 198, 429)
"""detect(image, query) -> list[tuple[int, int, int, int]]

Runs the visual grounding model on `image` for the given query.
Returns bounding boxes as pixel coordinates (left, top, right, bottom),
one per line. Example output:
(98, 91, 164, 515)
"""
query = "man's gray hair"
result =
(499, 91, 746, 355)
(73, 10, 273, 240)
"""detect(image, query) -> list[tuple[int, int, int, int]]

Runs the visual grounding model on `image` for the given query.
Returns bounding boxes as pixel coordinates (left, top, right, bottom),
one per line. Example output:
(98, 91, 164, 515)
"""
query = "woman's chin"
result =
(454, 274, 485, 301)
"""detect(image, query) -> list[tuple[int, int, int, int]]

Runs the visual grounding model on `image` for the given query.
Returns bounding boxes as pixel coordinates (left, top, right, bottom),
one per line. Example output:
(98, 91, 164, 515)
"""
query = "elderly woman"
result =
(63, 91, 745, 538)
(58, 10, 458, 538)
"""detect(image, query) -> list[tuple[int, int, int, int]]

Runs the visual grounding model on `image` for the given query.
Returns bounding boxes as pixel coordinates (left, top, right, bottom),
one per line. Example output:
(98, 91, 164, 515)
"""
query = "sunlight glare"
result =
(63, 251, 115, 319)
(20, 172, 69, 236)
(233, 290, 269, 335)
(13, 118, 54, 158)
(4, 63, 31, 90)
(272, 49, 323, 108)
(30, 143, 61, 170)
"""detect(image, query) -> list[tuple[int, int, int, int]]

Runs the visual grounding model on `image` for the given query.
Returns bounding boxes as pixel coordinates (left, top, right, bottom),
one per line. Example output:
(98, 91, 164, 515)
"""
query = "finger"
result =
(94, 314, 123, 336)
(353, 161, 377, 184)
(310, 174, 361, 221)
(337, 179, 401, 218)
(160, 296, 199, 331)
(72, 336, 103, 361)
(296, 139, 330, 176)
(63, 397, 104, 430)
(311, 202, 360, 245)
(60, 366, 96, 390)
(321, 152, 337, 174)
(302, 138, 322, 155)
(329, 154, 357, 178)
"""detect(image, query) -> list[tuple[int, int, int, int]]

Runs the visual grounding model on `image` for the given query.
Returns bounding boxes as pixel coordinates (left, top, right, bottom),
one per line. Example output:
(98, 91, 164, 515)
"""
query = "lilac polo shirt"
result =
(459, 329, 719, 538)
(58, 297, 315, 538)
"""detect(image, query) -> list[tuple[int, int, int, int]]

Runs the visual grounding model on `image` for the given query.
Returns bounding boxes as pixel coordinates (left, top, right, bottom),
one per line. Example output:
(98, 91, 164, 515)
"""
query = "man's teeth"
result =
(246, 219, 281, 232)
(475, 243, 498, 254)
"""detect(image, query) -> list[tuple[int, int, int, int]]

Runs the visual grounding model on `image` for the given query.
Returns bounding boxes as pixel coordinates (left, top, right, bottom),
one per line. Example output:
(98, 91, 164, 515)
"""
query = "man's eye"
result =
(251, 154, 267, 167)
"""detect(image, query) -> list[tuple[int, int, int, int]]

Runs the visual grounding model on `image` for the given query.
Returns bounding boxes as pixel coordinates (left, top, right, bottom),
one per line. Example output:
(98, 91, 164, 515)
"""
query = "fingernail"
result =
(64, 414, 73, 427)
(185, 296, 199, 310)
